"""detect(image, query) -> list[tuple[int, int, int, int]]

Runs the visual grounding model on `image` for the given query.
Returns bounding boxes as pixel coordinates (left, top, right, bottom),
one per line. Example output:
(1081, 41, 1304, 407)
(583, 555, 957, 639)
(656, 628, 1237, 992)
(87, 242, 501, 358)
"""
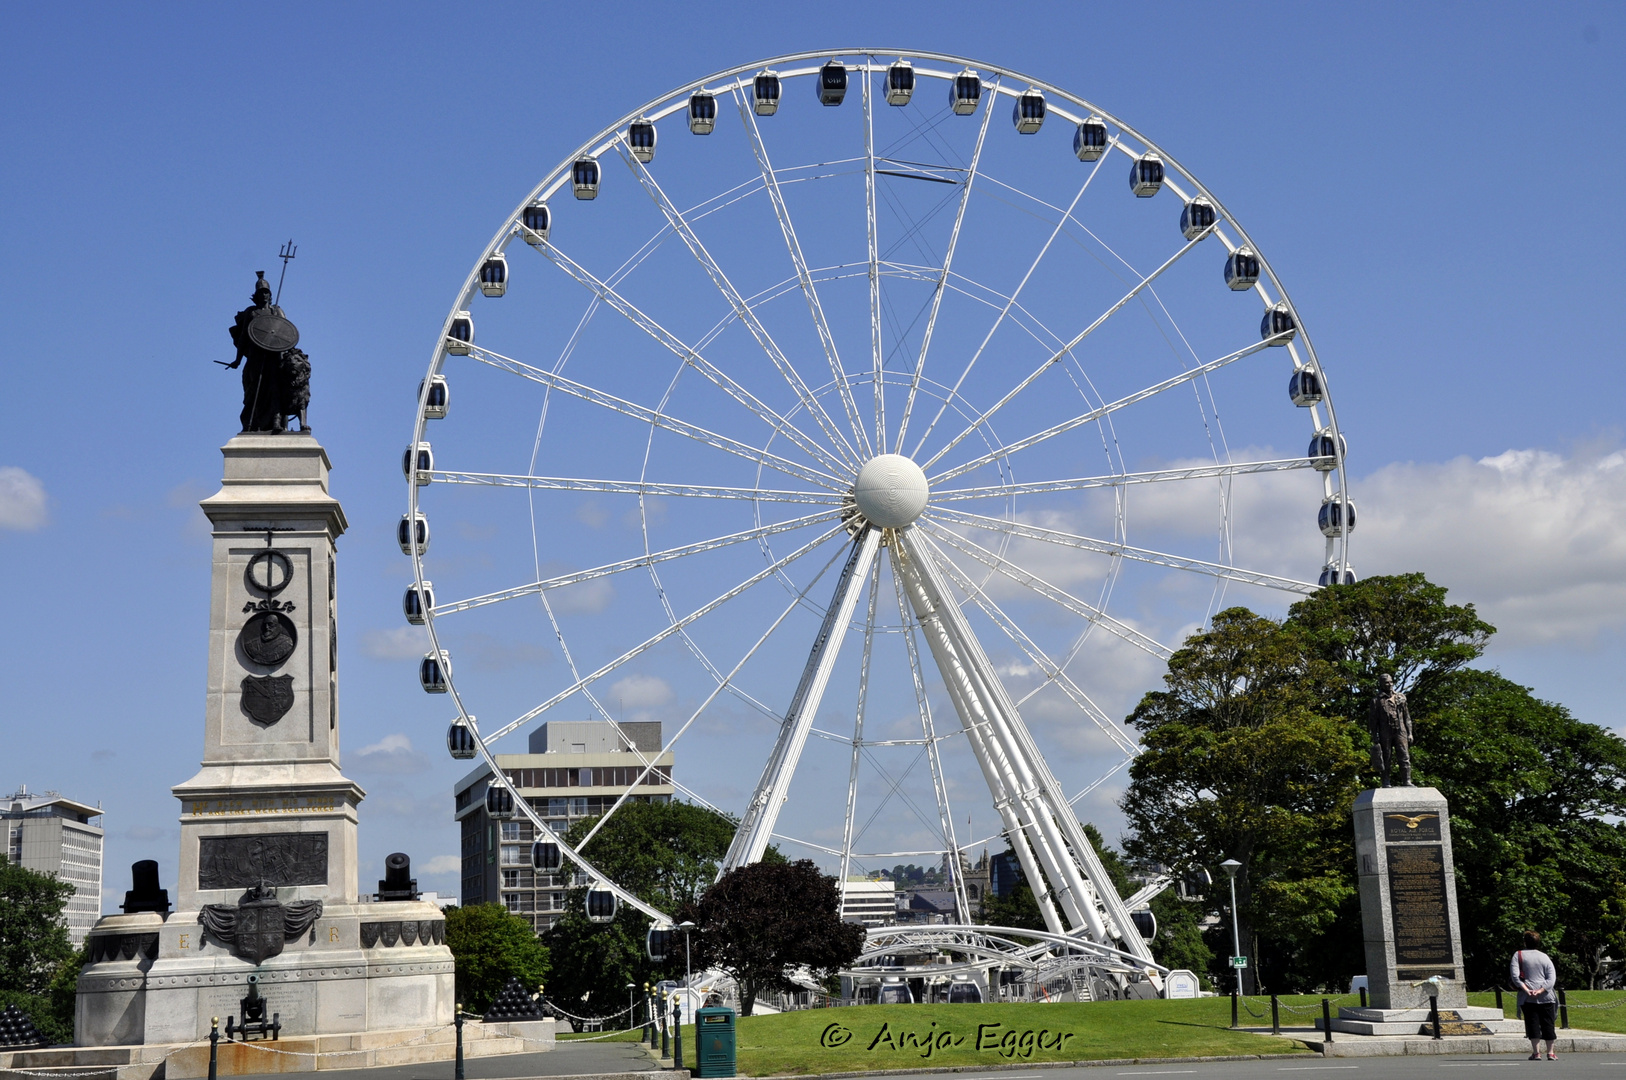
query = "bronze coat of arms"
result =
(241, 675, 295, 724)
(199, 885, 323, 965)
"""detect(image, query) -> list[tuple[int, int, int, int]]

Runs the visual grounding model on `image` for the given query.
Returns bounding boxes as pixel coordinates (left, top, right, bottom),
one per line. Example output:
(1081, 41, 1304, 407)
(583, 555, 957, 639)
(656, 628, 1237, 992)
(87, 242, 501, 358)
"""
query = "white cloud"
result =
(608, 673, 673, 710)
(1075, 443, 1626, 647)
(0, 467, 48, 530)
(1354, 447, 1626, 645)
(361, 627, 426, 661)
(351, 733, 431, 775)
(421, 855, 462, 875)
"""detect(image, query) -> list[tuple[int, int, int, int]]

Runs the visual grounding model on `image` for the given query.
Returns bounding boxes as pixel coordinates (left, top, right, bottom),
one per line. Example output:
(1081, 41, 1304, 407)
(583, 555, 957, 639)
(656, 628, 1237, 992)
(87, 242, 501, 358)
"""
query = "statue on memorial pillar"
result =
(1368, 673, 1414, 787)
(224, 271, 310, 433)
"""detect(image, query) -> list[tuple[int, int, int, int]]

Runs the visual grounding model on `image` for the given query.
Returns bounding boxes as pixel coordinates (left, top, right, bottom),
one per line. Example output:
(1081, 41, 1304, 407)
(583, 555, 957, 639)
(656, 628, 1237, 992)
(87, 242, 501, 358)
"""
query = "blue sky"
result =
(3, 2, 1623, 909)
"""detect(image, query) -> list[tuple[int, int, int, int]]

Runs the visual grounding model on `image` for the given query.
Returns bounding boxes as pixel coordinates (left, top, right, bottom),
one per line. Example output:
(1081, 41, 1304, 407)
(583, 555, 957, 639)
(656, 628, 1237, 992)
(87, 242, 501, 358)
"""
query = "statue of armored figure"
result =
(1368, 673, 1413, 787)
(225, 271, 310, 433)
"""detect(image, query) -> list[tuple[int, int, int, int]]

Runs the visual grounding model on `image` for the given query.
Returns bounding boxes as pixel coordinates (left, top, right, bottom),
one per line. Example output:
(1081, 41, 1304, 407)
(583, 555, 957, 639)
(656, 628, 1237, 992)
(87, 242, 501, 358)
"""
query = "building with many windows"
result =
(453, 719, 673, 931)
(840, 877, 898, 928)
(3, 786, 105, 944)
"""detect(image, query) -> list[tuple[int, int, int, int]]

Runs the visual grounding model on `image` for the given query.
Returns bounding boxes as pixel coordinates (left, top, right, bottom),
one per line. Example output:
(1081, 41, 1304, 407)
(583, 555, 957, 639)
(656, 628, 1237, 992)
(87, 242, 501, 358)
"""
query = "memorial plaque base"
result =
(1353, 786, 1467, 1010)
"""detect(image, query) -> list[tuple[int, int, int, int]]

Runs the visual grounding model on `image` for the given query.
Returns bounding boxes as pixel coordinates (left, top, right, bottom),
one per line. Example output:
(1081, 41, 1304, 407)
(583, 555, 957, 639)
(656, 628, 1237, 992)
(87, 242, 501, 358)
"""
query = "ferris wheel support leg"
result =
(892, 534, 1073, 937)
(895, 530, 1153, 962)
(722, 527, 881, 873)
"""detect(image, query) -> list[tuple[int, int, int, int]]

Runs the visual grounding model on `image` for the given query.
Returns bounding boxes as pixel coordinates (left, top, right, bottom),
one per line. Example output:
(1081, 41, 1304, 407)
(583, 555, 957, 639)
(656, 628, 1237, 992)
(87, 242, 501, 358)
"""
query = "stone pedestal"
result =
(1350, 786, 1466, 1013)
(75, 433, 458, 1052)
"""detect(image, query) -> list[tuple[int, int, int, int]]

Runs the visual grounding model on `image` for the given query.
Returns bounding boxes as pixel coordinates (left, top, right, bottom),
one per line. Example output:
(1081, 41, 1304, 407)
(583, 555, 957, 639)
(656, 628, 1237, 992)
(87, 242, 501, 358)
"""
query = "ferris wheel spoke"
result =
(609, 144, 861, 474)
(923, 536, 1139, 757)
(931, 332, 1288, 486)
(1066, 755, 1134, 807)
(429, 470, 842, 505)
(463, 346, 845, 490)
(571, 531, 861, 855)
(723, 527, 882, 872)
(933, 506, 1319, 595)
(732, 88, 874, 459)
(921, 520, 1172, 661)
(890, 550, 970, 919)
(862, 63, 885, 451)
(908, 140, 1115, 462)
(838, 553, 884, 895)
(432, 510, 841, 617)
(933, 457, 1316, 502)
(518, 246, 855, 480)
(894, 75, 1000, 455)
(480, 522, 850, 744)
(920, 223, 1217, 471)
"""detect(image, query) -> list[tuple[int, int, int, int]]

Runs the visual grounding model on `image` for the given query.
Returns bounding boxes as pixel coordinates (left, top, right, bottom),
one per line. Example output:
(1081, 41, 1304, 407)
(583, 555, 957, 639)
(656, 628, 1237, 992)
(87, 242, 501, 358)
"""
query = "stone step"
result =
(1324, 1017, 1527, 1036)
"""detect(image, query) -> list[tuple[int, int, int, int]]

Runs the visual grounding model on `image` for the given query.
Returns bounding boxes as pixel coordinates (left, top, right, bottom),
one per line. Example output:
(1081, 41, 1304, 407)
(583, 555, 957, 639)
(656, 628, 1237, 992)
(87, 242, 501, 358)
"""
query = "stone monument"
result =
(1330, 677, 1512, 1036)
(71, 274, 468, 1060)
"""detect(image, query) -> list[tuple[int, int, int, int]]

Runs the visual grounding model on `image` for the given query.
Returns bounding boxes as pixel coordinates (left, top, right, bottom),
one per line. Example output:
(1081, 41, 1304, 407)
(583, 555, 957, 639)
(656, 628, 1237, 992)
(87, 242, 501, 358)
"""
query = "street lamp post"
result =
(626, 983, 635, 1031)
(1220, 858, 1245, 1007)
(676, 920, 696, 1008)
(676, 920, 696, 1071)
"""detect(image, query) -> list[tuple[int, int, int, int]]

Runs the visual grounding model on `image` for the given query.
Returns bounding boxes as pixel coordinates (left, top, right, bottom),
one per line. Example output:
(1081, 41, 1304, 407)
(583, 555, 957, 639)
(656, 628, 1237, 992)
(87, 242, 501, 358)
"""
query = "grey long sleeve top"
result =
(1511, 949, 1557, 1004)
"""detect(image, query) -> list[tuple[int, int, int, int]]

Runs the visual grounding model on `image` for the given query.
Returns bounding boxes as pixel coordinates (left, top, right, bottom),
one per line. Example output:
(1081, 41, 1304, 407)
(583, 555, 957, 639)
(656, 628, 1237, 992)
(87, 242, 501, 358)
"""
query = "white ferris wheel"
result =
(403, 50, 1352, 992)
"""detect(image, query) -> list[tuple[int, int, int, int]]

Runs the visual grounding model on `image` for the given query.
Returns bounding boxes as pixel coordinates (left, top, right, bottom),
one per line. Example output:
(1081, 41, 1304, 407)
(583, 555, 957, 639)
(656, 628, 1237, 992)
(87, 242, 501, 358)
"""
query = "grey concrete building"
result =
(3, 786, 105, 944)
(454, 719, 674, 931)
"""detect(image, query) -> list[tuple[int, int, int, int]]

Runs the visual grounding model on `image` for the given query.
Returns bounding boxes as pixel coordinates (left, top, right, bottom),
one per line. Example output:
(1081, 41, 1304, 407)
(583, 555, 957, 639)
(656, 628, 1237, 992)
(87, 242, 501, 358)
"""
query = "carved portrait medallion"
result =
(241, 611, 298, 667)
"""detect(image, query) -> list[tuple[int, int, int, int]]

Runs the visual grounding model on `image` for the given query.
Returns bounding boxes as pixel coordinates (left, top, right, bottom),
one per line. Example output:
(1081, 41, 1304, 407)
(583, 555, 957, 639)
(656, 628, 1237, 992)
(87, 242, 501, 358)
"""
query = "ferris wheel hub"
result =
(854, 454, 929, 528)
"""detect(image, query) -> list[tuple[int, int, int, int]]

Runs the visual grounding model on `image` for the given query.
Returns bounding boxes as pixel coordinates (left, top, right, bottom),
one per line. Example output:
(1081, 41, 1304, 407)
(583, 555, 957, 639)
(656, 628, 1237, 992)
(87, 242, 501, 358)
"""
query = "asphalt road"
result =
(900, 1056, 1626, 1080)
(227, 1036, 659, 1080)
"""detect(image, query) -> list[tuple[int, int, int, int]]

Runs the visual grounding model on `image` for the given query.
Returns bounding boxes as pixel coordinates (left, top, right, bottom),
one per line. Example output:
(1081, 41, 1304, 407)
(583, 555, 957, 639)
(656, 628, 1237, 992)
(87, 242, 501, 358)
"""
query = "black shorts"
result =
(1523, 1001, 1557, 1042)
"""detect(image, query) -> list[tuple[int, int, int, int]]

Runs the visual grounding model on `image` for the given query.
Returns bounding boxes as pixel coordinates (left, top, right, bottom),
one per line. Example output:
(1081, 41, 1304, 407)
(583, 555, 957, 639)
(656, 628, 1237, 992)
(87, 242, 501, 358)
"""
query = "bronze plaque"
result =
(1387, 843, 1454, 967)
(1384, 812, 1442, 841)
(198, 833, 328, 890)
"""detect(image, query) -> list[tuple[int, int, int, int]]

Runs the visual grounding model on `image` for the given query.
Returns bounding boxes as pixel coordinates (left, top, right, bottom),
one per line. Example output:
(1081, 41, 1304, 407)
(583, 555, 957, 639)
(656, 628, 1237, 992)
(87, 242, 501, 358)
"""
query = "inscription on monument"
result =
(198, 833, 328, 890)
(1387, 843, 1453, 967)
(1383, 812, 1441, 842)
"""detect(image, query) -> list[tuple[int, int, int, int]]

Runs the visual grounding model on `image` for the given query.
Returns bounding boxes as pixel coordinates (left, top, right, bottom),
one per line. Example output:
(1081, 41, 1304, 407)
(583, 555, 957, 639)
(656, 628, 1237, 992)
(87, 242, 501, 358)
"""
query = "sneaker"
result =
(1548, 1053, 1557, 1060)
(1528, 1054, 1540, 1060)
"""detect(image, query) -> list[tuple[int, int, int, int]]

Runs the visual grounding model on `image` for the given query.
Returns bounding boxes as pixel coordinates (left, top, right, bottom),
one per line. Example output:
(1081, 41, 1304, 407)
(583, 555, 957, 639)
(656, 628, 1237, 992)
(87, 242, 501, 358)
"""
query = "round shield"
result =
(241, 611, 298, 667)
(247, 312, 299, 352)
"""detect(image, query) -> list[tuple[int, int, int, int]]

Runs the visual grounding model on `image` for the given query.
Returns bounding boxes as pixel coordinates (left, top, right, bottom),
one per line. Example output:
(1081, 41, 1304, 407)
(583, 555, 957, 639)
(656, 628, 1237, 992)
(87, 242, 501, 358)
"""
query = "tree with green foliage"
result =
(444, 903, 550, 1013)
(687, 859, 864, 1016)
(1411, 668, 1626, 988)
(0, 859, 77, 1043)
(542, 801, 738, 1018)
(1120, 608, 1364, 993)
(1286, 572, 1494, 728)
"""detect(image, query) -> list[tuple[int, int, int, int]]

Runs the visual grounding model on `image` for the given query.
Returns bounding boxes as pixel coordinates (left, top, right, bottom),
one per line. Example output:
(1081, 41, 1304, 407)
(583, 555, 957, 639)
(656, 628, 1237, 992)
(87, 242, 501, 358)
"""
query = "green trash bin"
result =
(694, 1005, 736, 1078)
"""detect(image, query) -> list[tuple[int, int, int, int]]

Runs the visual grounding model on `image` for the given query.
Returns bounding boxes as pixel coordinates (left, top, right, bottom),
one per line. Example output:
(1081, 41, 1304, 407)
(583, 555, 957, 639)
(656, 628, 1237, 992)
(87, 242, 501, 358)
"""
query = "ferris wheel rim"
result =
(406, 49, 1351, 934)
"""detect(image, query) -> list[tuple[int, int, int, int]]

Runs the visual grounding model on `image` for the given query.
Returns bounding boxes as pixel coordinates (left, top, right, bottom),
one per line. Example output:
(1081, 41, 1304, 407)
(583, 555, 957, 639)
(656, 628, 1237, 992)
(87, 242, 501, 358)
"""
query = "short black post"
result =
(673, 997, 684, 1071)
(455, 1004, 465, 1080)
(1359, 986, 1368, 1008)
(1429, 995, 1442, 1040)
(1494, 986, 1504, 1014)
(1322, 998, 1334, 1044)
(208, 1016, 219, 1080)
(1271, 994, 1280, 1036)
(1231, 986, 1239, 1028)
(1559, 987, 1569, 1029)
(661, 1000, 669, 1058)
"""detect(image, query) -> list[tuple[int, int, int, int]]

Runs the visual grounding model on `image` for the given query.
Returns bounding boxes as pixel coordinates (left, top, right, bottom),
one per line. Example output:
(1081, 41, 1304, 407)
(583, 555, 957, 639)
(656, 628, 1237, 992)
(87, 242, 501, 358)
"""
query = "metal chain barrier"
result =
(543, 998, 639, 1025)
(1239, 993, 1361, 1018)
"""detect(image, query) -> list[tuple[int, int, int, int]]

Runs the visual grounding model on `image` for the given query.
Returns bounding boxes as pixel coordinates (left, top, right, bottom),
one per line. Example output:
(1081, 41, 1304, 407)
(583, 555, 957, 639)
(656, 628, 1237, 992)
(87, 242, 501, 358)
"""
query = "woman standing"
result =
(1511, 930, 1559, 1060)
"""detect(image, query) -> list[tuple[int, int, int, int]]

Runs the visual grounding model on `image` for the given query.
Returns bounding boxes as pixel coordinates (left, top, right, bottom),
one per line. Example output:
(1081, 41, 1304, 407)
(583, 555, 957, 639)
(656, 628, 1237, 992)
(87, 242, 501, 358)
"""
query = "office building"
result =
(3, 786, 105, 944)
(453, 719, 673, 931)
(840, 877, 897, 928)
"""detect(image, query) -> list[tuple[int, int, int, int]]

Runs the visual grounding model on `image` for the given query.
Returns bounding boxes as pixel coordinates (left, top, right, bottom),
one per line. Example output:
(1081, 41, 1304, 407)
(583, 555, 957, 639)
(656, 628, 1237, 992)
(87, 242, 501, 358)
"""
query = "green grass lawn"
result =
(657, 999, 1309, 1076)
